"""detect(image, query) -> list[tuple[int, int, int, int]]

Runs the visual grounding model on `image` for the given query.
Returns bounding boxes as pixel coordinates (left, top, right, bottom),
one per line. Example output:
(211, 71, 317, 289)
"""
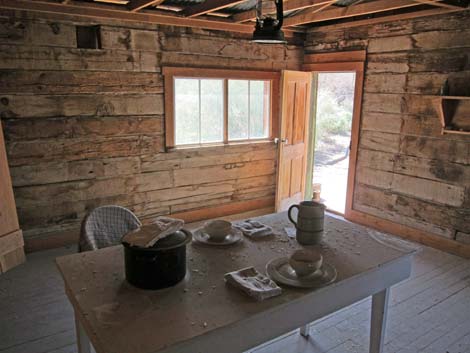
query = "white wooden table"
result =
(56, 212, 415, 353)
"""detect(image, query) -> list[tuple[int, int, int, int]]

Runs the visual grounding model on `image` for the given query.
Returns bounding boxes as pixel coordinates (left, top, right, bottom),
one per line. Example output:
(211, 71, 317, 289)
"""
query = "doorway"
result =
(311, 72, 356, 215)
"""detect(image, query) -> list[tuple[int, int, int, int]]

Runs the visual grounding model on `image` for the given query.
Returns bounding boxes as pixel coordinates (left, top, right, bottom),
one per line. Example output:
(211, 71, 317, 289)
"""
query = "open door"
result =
(275, 71, 312, 212)
(0, 121, 25, 273)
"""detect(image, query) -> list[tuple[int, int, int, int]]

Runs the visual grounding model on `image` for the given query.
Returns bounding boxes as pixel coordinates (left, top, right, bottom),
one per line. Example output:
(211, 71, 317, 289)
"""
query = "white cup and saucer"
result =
(193, 220, 242, 246)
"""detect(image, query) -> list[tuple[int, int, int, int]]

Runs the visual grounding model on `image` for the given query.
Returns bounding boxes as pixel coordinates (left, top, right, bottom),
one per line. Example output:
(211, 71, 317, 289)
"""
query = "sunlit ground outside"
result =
(312, 72, 355, 214)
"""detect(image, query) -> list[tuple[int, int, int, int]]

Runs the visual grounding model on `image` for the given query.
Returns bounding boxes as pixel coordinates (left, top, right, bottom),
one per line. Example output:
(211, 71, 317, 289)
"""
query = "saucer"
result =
(192, 227, 243, 246)
(266, 257, 337, 289)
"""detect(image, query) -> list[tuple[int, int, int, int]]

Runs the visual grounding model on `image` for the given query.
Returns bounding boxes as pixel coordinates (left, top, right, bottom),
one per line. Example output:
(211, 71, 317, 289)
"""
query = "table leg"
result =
(300, 324, 310, 338)
(75, 311, 92, 353)
(369, 288, 390, 353)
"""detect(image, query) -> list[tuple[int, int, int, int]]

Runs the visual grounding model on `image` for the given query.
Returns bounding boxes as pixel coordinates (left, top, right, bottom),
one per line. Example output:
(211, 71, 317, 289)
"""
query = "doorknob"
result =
(274, 138, 289, 144)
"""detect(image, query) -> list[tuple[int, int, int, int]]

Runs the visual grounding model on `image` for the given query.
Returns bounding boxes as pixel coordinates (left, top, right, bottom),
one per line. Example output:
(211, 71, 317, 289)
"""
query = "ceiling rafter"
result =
(127, 0, 166, 12)
(412, 0, 469, 9)
(283, 0, 426, 27)
(232, 0, 337, 23)
(183, 0, 247, 18)
(306, 6, 461, 31)
(0, 0, 302, 37)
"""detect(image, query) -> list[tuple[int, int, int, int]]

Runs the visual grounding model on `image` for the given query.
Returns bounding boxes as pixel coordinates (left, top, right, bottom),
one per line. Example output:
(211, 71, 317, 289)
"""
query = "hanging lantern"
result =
(252, 0, 286, 44)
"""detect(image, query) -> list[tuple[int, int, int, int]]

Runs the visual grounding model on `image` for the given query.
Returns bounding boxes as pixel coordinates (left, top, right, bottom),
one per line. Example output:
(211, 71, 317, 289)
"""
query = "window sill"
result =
(166, 139, 276, 153)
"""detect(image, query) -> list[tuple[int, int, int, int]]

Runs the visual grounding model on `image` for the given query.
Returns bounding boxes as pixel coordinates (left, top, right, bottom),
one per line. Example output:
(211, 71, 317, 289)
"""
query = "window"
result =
(76, 25, 101, 49)
(163, 67, 279, 149)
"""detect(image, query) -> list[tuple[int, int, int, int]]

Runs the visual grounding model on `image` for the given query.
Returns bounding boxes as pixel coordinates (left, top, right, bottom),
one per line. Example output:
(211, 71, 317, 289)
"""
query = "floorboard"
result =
(0, 235, 469, 353)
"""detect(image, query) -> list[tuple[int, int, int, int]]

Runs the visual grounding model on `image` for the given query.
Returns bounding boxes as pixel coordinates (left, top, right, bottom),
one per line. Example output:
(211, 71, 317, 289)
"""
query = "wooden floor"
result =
(0, 239, 469, 353)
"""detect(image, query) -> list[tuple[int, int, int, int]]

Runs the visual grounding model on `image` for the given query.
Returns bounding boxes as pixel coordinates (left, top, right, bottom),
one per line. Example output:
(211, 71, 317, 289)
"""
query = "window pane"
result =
(174, 78, 199, 145)
(201, 79, 224, 143)
(228, 80, 249, 140)
(249, 81, 270, 139)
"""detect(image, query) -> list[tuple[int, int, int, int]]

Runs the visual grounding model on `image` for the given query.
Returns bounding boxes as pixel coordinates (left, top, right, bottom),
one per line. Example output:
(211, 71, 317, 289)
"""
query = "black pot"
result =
(122, 229, 192, 290)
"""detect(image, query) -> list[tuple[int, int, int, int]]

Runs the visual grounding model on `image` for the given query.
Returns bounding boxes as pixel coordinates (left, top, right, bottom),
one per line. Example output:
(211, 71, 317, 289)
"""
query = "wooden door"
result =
(0, 121, 25, 273)
(275, 71, 312, 212)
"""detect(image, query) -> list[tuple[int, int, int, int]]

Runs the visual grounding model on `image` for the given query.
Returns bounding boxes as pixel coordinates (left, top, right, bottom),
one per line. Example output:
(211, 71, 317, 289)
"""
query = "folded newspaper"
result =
(224, 267, 282, 301)
(121, 216, 184, 248)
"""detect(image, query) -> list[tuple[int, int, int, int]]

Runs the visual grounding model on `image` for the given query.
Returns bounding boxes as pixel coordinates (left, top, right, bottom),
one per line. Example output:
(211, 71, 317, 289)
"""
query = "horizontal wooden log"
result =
(0, 44, 161, 72)
(408, 48, 470, 73)
(7, 135, 164, 165)
(391, 173, 465, 207)
(356, 149, 396, 172)
(353, 184, 455, 238)
(0, 94, 163, 118)
(363, 93, 405, 114)
(456, 231, 470, 245)
(10, 157, 141, 187)
(412, 29, 470, 50)
(0, 70, 163, 94)
(394, 154, 470, 185)
(160, 52, 302, 72)
(365, 74, 407, 94)
(400, 136, 469, 164)
(361, 112, 403, 134)
(356, 167, 394, 189)
(366, 53, 409, 74)
(401, 115, 444, 137)
(142, 147, 276, 172)
(173, 159, 276, 187)
(3, 116, 163, 140)
(100, 25, 161, 51)
(368, 35, 413, 53)
(359, 131, 401, 153)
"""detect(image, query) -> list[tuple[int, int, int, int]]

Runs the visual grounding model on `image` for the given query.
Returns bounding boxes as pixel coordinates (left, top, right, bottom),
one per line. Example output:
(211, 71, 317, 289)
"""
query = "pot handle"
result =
(288, 204, 299, 228)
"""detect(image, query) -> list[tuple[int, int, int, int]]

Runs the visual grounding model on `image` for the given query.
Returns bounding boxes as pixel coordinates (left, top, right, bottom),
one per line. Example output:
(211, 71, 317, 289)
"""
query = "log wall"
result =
(305, 11, 470, 245)
(0, 10, 303, 249)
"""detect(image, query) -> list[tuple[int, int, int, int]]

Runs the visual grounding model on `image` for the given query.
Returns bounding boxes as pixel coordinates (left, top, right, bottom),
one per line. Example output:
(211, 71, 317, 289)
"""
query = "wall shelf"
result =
(434, 96, 470, 135)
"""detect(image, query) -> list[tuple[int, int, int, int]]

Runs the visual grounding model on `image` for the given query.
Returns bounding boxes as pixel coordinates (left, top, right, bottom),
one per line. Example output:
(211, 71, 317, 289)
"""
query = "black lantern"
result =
(252, 0, 286, 44)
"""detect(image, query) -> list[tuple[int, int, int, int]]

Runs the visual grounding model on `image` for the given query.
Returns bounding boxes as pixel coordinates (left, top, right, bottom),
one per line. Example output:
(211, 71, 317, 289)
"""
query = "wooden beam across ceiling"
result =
(308, 6, 462, 30)
(128, 0, 166, 12)
(184, 0, 247, 18)
(412, 0, 469, 9)
(232, 0, 337, 23)
(283, 0, 426, 26)
(0, 0, 302, 37)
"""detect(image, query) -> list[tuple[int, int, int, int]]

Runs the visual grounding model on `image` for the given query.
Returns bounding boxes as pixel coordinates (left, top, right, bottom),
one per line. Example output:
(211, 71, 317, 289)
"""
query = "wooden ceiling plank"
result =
(128, 0, 165, 12)
(184, 0, 246, 18)
(232, 0, 336, 23)
(307, 7, 461, 31)
(283, 0, 425, 26)
(412, 0, 468, 9)
(0, 0, 303, 37)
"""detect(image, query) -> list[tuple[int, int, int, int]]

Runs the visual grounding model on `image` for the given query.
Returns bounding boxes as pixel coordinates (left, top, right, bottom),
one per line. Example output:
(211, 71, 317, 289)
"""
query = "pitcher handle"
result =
(288, 205, 299, 227)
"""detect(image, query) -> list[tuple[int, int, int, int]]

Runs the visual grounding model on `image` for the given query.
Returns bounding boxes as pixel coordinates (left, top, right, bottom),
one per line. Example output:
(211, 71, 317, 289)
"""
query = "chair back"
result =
(79, 205, 141, 252)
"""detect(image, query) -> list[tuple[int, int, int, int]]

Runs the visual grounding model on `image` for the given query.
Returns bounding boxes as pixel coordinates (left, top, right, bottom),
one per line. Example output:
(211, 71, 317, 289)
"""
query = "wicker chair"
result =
(78, 205, 141, 252)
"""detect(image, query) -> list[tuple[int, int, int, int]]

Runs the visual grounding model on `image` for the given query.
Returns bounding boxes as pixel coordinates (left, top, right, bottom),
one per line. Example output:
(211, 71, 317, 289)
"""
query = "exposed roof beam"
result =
(184, 0, 246, 18)
(0, 0, 302, 37)
(128, 0, 165, 12)
(284, 0, 423, 26)
(232, 0, 337, 23)
(306, 6, 462, 32)
(412, 0, 469, 9)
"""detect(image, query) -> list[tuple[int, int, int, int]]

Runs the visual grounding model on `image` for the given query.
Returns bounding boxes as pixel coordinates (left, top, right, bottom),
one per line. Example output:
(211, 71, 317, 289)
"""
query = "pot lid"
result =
(152, 229, 191, 250)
